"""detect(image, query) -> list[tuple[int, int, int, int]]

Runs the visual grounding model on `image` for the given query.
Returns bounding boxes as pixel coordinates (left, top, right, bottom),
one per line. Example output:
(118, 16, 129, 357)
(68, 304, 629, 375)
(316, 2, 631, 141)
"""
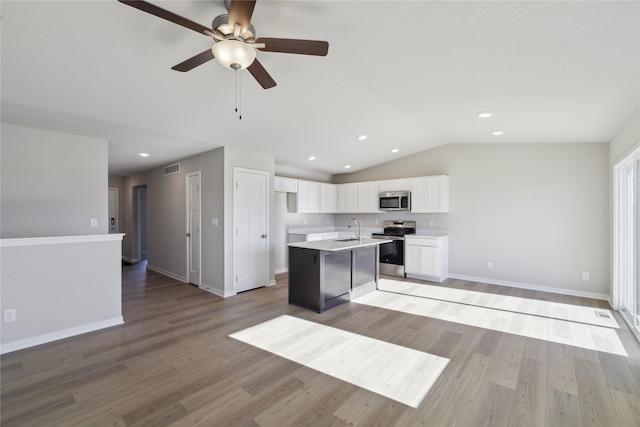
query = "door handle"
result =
(261, 234, 267, 238)
(186, 233, 191, 237)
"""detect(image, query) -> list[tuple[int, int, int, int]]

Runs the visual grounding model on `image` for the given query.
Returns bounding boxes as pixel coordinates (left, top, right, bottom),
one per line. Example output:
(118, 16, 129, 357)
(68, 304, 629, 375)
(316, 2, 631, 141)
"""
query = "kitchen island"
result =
(288, 238, 390, 312)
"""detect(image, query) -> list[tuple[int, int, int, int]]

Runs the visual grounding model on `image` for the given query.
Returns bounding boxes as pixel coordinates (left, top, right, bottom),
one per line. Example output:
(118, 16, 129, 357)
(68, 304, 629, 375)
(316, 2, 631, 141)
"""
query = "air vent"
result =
(595, 310, 611, 318)
(163, 163, 180, 176)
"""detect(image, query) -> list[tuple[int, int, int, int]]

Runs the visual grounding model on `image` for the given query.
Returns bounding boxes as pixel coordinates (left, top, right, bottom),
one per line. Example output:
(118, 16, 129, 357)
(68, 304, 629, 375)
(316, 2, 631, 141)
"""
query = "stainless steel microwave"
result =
(379, 191, 411, 211)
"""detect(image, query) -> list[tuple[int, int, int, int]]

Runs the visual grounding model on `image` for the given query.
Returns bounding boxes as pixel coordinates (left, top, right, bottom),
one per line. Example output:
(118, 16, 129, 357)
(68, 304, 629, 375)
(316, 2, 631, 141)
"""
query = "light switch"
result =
(90, 218, 98, 227)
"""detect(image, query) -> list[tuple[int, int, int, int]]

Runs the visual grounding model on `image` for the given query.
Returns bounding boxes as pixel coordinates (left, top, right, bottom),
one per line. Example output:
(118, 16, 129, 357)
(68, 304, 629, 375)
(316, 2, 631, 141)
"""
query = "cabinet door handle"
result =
(186, 233, 191, 237)
(261, 234, 267, 238)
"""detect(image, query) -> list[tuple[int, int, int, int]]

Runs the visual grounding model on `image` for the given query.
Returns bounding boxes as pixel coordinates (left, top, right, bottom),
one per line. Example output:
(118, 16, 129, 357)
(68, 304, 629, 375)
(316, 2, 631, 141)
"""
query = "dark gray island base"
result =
(288, 239, 389, 312)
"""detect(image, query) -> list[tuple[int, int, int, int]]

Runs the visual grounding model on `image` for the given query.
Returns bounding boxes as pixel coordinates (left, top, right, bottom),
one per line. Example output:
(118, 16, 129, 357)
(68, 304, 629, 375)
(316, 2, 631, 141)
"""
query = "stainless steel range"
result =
(371, 220, 416, 277)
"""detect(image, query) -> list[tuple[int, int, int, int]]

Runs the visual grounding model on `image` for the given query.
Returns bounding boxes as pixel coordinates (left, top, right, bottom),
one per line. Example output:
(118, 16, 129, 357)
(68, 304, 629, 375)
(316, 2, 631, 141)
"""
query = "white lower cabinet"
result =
(404, 235, 449, 282)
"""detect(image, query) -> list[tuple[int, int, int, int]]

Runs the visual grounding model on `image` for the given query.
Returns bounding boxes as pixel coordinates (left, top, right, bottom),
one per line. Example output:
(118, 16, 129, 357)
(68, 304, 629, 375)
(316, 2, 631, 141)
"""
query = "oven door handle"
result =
(372, 235, 405, 241)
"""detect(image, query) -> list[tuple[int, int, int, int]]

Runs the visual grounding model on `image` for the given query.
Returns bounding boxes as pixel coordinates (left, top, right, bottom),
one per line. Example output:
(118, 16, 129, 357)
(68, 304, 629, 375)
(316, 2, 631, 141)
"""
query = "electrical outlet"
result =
(211, 217, 218, 226)
(90, 218, 98, 227)
(488, 262, 494, 269)
(428, 220, 434, 227)
(4, 309, 16, 323)
(582, 272, 590, 280)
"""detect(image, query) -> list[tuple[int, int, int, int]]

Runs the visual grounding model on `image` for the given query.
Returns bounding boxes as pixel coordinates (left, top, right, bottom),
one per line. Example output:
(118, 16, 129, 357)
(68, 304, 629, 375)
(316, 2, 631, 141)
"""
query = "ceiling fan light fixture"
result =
(212, 39, 256, 70)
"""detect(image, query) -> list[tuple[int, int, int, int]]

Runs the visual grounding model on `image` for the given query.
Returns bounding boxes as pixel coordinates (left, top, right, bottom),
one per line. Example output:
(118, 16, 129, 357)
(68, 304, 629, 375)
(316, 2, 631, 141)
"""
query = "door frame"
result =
(613, 141, 640, 342)
(233, 167, 269, 293)
(108, 187, 119, 234)
(186, 171, 202, 286)
(131, 185, 147, 263)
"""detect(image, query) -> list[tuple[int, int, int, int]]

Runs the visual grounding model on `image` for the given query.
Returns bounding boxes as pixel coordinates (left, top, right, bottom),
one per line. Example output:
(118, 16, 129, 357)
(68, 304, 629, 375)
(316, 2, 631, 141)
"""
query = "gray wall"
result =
(1, 237, 123, 352)
(1, 123, 108, 238)
(122, 146, 275, 297)
(333, 143, 610, 297)
(123, 148, 225, 289)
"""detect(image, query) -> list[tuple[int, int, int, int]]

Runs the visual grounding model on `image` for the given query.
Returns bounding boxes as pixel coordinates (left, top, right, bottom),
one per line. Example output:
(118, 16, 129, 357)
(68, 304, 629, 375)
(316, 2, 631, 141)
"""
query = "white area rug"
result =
(229, 315, 449, 408)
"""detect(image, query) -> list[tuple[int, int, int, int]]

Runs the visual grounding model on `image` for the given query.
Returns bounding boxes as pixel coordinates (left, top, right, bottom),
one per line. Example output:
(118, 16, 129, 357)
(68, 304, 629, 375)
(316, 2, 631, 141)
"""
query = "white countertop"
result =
(288, 226, 382, 235)
(288, 238, 392, 252)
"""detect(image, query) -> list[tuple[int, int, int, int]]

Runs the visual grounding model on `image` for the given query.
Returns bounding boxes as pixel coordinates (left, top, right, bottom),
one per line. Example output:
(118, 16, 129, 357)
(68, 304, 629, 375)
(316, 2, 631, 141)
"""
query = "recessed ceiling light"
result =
(344, 164, 352, 169)
(391, 148, 399, 153)
(308, 156, 316, 161)
(491, 131, 504, 136)
(138, 152, 150, 157)
(358, 135, 367, 141)
(478, 112, 493, 118)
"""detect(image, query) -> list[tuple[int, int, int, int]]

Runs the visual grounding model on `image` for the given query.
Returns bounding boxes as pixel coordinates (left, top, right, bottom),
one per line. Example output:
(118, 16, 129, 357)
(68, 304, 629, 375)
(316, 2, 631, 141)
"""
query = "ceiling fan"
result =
(118, 0, 329, 89)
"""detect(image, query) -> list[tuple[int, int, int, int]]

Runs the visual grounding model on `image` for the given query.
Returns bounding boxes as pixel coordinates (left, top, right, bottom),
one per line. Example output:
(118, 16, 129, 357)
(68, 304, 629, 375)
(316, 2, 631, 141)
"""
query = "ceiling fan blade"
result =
(228, 0, 256, 32)
(255, 38, 329, 56)
(247, 59, 276, 89)
(118, 0, 211, 35)
(172, 49, 215, 72)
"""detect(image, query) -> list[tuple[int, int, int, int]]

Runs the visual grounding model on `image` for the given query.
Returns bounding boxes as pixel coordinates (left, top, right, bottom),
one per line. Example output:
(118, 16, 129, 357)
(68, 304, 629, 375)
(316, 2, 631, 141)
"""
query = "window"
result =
(614, 143, 640, 341)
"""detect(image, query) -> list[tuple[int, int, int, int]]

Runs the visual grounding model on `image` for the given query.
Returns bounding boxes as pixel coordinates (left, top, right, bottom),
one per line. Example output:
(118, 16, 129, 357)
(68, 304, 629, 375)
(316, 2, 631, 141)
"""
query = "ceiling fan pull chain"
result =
(233, 68, 242, 120)
(234, 69, 238, 116)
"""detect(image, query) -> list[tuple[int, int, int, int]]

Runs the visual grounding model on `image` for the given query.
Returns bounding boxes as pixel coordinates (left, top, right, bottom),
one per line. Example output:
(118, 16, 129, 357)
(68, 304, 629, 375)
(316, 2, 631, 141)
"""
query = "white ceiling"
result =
(2, 1, 638, 177)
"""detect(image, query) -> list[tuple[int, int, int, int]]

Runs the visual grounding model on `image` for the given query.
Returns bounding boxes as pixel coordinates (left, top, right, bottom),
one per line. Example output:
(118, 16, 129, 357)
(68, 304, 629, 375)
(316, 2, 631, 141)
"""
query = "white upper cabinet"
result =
(296, 180, 320, 213)
(285, 175, 448, 214)
(337, 183, 358, 212)
(320, 183, 337, 213)
(410, 175, 449, 213)
(356, 181, 381, 213)
(378, 179, 411, 192)
(338, 182, 381, 213)
(274, 176, 298, 193)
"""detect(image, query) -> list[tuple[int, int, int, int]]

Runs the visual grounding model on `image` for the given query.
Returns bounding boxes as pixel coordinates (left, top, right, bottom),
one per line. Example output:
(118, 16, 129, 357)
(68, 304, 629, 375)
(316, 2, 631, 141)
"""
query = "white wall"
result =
(1, 123, 108, 238)
(334, 143, 610, 298)
(610, 107, 640, 165)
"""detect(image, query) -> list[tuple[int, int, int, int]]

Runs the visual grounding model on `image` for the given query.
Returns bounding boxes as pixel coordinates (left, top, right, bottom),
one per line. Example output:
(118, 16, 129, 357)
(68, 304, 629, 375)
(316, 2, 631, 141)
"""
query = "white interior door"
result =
(187, 172, 201, 286)
(234, 168, 268, 293)
(108, 188, 118, 234)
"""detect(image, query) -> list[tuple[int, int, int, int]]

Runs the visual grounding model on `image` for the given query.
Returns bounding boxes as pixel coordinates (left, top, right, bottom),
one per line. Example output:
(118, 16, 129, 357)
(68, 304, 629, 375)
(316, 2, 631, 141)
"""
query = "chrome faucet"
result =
(347, 217, 362, 241)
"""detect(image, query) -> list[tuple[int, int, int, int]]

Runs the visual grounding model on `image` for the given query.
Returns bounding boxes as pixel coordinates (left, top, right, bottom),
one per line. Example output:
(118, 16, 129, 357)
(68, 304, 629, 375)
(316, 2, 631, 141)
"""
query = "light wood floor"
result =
(2, 262, 640, 426)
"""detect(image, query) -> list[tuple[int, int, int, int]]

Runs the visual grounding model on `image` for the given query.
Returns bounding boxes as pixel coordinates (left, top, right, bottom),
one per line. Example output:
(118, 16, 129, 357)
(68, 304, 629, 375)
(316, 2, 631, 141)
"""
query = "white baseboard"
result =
(146, 264, 187, 283)
(448, 273, 611, 302)
(275, 268, 288, 275)
(0, 317, 124, 354)
(267, 279, 277, 287)
(122, 256, 139, 264)
(199, 283, 235, 298)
